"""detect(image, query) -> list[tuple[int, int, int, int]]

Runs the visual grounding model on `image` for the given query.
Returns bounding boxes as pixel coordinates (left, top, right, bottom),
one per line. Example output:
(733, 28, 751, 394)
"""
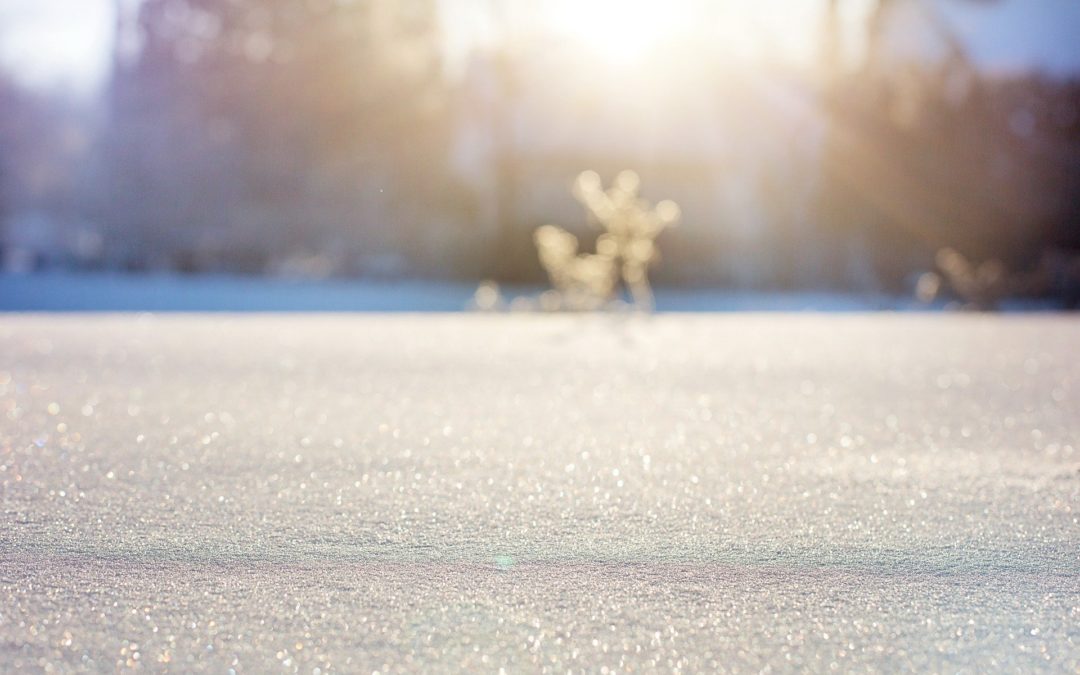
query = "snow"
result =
(1, 314, 1077, 671)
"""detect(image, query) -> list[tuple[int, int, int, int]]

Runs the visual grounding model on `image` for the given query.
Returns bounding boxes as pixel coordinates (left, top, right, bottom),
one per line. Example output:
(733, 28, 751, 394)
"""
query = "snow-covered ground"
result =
(2, 314, 1078, 672)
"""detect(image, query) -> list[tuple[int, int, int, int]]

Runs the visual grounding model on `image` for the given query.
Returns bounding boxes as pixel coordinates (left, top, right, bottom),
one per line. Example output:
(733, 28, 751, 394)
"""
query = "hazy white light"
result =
(544, 0, 697, 66)
(0, 0, 115, 91)
(534, 0, 837, 68)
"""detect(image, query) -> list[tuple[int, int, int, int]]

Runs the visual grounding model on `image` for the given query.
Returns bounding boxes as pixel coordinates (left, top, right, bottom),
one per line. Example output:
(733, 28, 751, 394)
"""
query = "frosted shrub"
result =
(535, 170, 680, 311)
(918, 247, 1080, 310)
(918, 247, 1006, 310)
(533, 225, 618, 311)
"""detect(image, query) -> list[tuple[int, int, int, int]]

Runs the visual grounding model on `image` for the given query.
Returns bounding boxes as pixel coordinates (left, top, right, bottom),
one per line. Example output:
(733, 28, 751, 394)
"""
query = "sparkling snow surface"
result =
(2, 315, 1078, 672)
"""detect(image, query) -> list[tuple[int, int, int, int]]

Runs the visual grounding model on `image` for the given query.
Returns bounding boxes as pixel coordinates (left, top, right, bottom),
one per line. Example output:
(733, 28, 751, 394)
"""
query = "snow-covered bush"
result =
(535, 170, 680, 311)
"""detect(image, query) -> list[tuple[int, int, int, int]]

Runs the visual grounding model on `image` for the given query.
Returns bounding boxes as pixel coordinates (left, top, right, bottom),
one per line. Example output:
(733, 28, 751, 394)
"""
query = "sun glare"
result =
(543, 0, 697, 66)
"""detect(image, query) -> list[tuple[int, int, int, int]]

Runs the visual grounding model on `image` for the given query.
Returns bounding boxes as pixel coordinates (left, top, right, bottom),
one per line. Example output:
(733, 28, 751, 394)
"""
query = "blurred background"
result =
(1, 0, 1079, 307)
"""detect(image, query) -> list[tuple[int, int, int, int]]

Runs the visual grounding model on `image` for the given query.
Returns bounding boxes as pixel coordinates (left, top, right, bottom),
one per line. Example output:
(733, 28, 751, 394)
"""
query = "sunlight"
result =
(0, 0, 115, 90)
(527, 0, 836, 70)
(542, 0, 698, 66)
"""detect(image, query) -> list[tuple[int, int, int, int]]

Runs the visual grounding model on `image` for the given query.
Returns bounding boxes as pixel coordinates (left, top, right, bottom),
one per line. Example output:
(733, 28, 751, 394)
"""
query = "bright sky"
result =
(937, 0, 1080, 78)
(5, 0, 832, 90)
(437, 0, 843, 72)
(2, 0, 1079, 92)
(0, 0, 116, 91)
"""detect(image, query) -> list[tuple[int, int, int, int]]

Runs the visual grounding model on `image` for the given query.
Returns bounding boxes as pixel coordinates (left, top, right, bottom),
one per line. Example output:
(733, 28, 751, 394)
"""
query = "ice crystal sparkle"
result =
(0, 314, 1078, 672)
